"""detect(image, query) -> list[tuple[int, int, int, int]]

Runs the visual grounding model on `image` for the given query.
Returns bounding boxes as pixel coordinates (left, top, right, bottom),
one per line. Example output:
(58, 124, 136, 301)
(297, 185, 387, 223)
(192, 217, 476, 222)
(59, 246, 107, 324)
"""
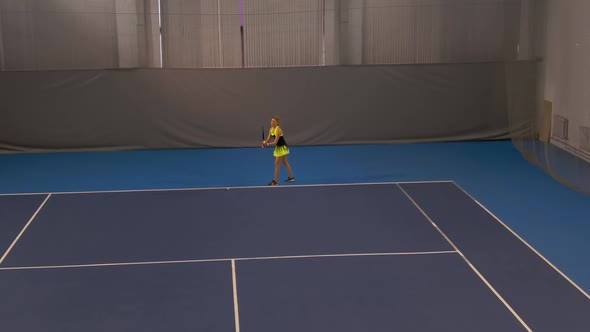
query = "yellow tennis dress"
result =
(270, 126, 290, 157)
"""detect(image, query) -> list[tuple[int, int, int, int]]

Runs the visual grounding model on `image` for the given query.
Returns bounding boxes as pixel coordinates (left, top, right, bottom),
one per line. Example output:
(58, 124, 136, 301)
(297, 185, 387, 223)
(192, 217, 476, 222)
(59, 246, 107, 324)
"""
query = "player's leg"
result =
(271, 157, 281, 185)
(282, 156, 295, 181)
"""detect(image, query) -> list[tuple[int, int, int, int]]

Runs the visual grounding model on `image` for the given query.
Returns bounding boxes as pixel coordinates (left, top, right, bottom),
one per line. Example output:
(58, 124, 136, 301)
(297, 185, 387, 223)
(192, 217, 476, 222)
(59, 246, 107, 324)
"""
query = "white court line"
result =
(0, 250, 457, 271)
(0, 180, 453, 197)
(452, 181, 590, 301)
(231, 260, 241, 332)
(0, 194, 52, 265)
(397, 184, 533, 332)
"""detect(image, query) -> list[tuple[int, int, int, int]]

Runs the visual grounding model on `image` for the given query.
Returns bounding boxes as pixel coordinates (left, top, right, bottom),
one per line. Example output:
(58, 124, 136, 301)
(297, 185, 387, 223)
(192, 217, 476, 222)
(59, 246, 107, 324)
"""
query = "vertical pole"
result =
(322, 0, 326, 65)
(240, 0, 245, 68)
(0, 10, 5, 70)
(217, 0, 223, 67)
(158, 0, 163, 67)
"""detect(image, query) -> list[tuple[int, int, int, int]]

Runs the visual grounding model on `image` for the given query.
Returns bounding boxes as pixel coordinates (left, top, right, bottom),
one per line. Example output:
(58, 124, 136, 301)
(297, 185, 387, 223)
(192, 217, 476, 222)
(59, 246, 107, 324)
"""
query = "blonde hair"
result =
(272, 116, 281, 124)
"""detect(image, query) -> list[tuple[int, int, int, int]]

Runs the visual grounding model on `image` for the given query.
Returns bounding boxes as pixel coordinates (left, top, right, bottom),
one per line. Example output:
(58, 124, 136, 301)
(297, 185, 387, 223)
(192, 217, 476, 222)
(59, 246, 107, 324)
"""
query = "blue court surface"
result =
(1, 181, 589, 332)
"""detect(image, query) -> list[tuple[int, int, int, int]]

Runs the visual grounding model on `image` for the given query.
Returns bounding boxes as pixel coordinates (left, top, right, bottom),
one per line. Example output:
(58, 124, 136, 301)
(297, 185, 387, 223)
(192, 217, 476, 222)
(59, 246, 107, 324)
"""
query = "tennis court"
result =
(1, 179, 589, 332)
(2, 1, 590, 331)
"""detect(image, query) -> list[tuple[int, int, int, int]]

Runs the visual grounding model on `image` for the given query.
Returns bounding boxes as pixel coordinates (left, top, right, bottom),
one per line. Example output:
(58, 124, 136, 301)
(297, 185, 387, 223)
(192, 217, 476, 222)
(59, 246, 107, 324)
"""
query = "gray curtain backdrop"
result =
(0, 63, 508, 152)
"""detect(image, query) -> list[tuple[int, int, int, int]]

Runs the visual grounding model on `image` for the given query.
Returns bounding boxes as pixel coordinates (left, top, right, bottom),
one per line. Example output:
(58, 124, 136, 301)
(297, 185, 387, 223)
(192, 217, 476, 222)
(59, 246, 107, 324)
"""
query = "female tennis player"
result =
(262, 116, 295, 186)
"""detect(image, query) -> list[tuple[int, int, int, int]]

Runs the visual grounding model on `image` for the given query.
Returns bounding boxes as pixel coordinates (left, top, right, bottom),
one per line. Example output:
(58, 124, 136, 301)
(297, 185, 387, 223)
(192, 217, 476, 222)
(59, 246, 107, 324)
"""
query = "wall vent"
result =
(552, 115, 568, 140)
(580, 126, 590, 152)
